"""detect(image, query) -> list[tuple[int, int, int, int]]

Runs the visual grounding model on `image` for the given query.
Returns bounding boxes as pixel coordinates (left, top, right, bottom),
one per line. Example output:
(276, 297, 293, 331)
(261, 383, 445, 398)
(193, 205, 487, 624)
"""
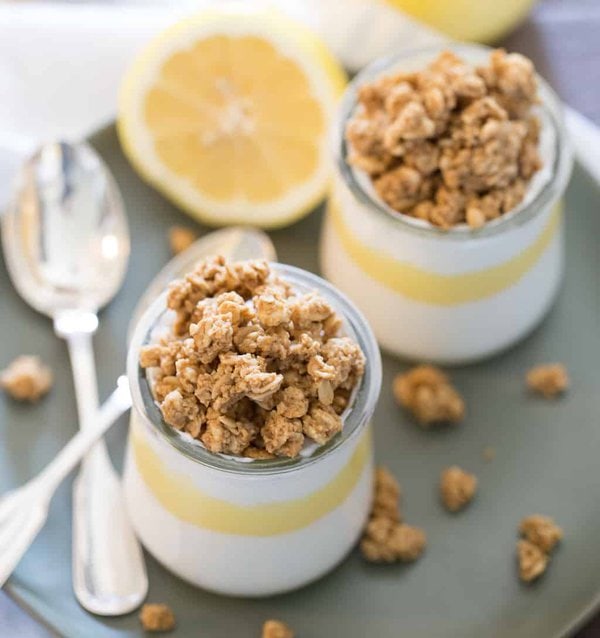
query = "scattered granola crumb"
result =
(372, 466, 402, 521)
(526, 363, 569, 398)
(516, 514, 562, 583)
(140, 257, 366, 458)
(262, 619, 294, 638)
(168, 225, 197, 255)
(361, 520, 427, 563)
(439, 466, 478, 512)
(346, 49, 542, 228)
(393, 365, 465, 427)
(139, 603, 176, 632)
(0, 356, 53, 402)
(517, 539, 548, 583)
(519, 514, 563, 554)
(482, 446, 496, 462)
(361, 466, 426, 563)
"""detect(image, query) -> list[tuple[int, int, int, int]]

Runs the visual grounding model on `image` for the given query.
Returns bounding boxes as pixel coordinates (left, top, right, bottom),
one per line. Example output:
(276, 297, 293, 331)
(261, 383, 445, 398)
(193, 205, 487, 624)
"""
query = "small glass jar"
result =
(321, 43, 573, 364)
(124, 264, 381, 597)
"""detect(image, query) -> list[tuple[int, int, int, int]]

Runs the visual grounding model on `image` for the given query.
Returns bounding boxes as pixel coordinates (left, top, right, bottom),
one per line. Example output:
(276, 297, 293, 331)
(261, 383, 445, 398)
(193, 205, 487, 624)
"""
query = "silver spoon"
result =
(1, 141, 147, 615)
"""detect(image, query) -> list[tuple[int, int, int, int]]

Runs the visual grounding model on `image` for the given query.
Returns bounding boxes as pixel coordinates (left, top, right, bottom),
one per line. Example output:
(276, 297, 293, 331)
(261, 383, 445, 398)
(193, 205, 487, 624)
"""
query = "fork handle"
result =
(35, 378, 131, 494)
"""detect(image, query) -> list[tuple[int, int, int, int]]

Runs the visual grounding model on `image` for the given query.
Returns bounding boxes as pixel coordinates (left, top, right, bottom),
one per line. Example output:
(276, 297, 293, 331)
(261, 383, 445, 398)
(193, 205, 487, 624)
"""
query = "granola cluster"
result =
(360, 466, 426, 563)
(346, 49, 543, 228)
(262, 619, 294, 638)
(0, 355, 53, 402)
(393, 365, 465, 427)
(139, 257, 365, 459)
(516, 514, 563, 582)
(439, 466, 478, 513)
(139, 603, 176, 632)
(168, 225, 197, 255)
(526, 363, 569, 398)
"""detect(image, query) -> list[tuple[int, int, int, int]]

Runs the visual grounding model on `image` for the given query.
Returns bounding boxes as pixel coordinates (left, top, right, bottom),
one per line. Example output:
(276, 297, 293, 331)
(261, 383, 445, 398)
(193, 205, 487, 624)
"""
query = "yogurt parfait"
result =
(321, 44, 573, 363)
(124, 257, 381, 596)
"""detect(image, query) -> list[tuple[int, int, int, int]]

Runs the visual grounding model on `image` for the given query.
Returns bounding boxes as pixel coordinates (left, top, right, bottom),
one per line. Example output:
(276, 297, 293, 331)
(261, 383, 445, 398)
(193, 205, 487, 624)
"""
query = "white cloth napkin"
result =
(0, 1, 598, 208)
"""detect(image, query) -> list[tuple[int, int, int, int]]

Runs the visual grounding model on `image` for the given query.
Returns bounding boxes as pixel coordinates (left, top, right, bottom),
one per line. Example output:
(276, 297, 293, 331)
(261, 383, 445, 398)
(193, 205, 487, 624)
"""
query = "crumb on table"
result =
(526, 363, 569, 398)
(439, 466, 478, 512)
(0, 355, 53, 402)
(262, 619, 294, 638)
(139, 603, 176, 632)
(393, 365, 465, 427)
(168, 225, 197, 255)
(360, 465, 426, 563)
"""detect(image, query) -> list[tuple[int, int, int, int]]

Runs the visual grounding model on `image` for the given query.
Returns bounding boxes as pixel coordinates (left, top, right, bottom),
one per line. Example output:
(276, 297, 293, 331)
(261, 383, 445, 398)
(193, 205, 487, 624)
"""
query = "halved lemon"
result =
(118, 7, 346, 228)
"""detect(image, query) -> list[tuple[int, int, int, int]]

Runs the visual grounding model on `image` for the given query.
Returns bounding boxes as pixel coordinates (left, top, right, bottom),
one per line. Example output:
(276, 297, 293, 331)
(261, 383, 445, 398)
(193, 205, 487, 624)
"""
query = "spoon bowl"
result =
(2, 141, 129, 316)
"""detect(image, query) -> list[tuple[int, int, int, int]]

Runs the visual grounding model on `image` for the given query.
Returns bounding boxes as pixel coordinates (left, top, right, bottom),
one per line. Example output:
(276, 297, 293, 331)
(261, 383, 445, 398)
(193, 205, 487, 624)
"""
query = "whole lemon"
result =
(385, 0, 537, 42)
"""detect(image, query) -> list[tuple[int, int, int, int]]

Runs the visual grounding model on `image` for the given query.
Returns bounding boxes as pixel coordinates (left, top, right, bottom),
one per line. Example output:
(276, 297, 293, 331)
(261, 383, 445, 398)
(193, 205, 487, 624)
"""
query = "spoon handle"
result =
(57, 311, 148, 616)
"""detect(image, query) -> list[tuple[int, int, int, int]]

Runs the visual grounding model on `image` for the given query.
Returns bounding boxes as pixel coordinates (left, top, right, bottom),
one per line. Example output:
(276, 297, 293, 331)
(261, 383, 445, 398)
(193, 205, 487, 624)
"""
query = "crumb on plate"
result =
(139, 603, 176, 632)
(262, 619, 294, 638)
(516, 514, 563, 583)
(519, 514, 563, 554)
(0, 355, 53, 402)
(517, 539, 548, 583)
(439, 466, 478, 512)
(393, 365, 465, 427)
(526, 363, 569, 398)
(361, 465, 426, 563)
(168, 225, 197, 255)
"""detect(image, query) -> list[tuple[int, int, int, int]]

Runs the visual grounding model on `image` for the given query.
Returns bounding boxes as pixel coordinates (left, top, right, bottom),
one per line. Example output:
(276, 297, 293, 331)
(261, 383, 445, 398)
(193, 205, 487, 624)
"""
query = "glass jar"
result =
(124, 264, 381, 597)
(321, 43, 573, 364)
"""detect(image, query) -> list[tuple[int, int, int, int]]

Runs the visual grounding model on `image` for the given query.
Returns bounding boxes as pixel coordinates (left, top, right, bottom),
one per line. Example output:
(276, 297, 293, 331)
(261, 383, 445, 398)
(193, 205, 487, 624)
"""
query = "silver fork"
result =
(0, 377, 131, 588)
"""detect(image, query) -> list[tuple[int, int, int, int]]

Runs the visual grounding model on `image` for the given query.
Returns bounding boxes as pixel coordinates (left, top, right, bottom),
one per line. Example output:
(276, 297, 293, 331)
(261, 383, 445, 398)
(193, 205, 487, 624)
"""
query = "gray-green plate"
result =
(1, 125, 599, 638)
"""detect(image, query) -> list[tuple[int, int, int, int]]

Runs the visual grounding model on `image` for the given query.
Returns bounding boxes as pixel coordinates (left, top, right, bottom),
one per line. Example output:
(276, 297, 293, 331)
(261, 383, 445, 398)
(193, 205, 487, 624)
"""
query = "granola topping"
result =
(139, 257, 365, 459)
(360, 466, 427, 563)
(393, 365, 465, 427)
(439, 466, 478, 512)
(0, 355, 53, 402)
(346, 49, 543, 228)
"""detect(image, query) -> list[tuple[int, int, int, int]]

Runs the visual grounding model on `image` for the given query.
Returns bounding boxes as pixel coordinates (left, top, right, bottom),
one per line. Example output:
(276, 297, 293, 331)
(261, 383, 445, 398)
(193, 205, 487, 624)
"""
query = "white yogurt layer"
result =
(123, 411, 373, 596)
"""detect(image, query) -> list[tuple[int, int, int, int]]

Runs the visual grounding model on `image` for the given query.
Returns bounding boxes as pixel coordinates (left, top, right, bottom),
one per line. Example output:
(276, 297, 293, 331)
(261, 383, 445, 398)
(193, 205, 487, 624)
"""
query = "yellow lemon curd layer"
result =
(329, 198, 561, 306)
(131, 423, 372, 536)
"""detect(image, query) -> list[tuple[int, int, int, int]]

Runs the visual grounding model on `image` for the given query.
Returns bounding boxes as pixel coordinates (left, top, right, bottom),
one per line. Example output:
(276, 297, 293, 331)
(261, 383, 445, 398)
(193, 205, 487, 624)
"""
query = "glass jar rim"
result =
(334, 42, 573, 241)
(127, 262, 382, 476)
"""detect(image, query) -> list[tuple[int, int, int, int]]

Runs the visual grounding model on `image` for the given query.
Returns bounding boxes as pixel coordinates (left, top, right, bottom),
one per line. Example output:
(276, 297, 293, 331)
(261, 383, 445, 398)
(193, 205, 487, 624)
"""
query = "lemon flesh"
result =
(118, 9, 346, 228)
